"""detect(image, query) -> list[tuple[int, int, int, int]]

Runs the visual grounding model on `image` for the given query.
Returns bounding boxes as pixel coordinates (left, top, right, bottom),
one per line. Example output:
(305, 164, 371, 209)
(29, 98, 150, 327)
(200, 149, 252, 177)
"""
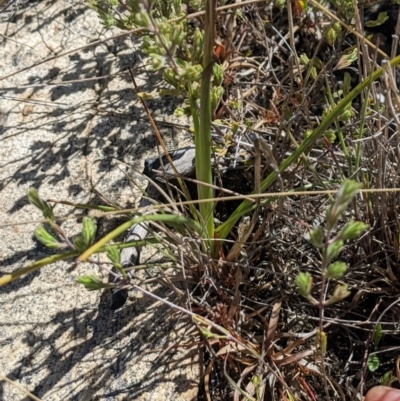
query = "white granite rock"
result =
(0, 1, 198, 400)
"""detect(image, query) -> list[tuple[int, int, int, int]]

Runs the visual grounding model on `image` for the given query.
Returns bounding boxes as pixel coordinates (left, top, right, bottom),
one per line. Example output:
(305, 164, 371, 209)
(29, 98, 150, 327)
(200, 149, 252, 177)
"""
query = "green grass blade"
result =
(195, 0, 216, 247)
(0, 251, 79, 286)
(217, 55, 400, 239)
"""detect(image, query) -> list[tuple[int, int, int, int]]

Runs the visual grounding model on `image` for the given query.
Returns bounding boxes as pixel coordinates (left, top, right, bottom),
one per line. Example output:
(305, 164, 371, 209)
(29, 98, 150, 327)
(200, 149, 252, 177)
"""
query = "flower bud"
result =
(82, 217, 97, 247)
(326, 240, 343, 262)
(331, 283, 351, 302)
(338, 221, 368, 241)
(309, 226, 324, 248)
(315, 330, 327, 353)
(325, 27, 337, 46)
(299, 53, 310, 66)
(35, 226, 62, 249)
(295, 272, 313, 299)
(323, 129, 336, 144)
(213, 63, 224, 87)
(27, 188, 54, 220)
(325, 261, 347, 279)
(326, 180, 362, 230)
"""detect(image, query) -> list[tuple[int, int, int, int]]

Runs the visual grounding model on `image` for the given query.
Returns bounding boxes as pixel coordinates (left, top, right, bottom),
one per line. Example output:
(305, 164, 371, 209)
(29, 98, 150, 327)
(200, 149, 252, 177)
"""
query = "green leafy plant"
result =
(365, 12, 389, 28)
(367, 354, 380, 372)
(380, 371, 397, 386)
(2, 0, 400, 298)
(4, 0, 400, 399)
(373, 323, 383, 348)
(87, 0, 221, 248)
(295, 180, 369, 398)
(296, 180, 368, 306)
(366, 324, 384, 373)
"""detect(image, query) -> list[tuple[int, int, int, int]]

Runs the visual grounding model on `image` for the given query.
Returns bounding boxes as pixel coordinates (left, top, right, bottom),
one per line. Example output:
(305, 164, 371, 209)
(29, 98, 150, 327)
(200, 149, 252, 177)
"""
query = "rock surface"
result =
(0, 1, 198, 400)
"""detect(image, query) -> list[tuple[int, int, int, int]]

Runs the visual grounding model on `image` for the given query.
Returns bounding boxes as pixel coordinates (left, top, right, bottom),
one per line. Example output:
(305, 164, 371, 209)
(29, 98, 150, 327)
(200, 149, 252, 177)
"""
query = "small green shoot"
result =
(367, 354, 380, 372)
(28, 188, 54, 220)
(76, 275, 114, 291)
(380, 371, 396, 386)
(373, 323, 383, 348)
(296, 180, 368, 306)
(365, 12, 389, 28)
(106, 246, 127, 279)
(34, 226, 63, 249)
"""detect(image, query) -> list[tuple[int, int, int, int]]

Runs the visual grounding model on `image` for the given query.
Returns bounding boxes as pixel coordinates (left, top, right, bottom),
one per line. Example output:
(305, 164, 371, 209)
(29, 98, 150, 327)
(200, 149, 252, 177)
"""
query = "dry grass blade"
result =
(204, 355, 216, 401)
(233, 364, 258, 401)
(0, 374, 42, 401)
(274, 349, 315, 368)
(227, 265, 243, 320)
(264, 301, 282, 359)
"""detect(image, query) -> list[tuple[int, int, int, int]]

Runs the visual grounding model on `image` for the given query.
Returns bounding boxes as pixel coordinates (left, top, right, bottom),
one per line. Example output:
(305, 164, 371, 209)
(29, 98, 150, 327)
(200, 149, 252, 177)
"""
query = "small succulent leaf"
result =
(315, 329, 327, 354)
(299, 53, 310, 66)
(34, 226, 62, 249)
(367, 354, 380, 372)
(126, 0, 142, 13)
(326, 180, 362, 230)
(325, 26, 337, 46)
(27, 188, 54, 220)
(310, 66, 317, 79)
(82, 217, 97, 246)
(211, 86, 224, 113)
(309, 226, 324, 248)
(373, 323, 383, 348)
(333, 22, 341, 33)
(213, 63, 223, 86)
(330, 283, 351, 303)
(173, 0, 182, 15)
(76, 275, 114, 291)
(365, 12, 389, 27)
(338, 221, 368, 241)
(326, 240, 344, 262)
(295, 272, 313, 299)
(74, 236, 87, 253)
(326, 261, 347, 279)
(380, 371, 396, 386)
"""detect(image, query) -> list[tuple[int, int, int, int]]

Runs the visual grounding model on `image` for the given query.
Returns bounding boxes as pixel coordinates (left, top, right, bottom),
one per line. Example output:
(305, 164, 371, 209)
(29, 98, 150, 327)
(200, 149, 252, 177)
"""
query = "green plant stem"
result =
(0, 251, 79, 286)
(319, 231, 331, 401)
(216, 54, 400, 240)
(0, 237, 162, 287)
(196, 0, 216, 252)
(355, 67, 374, 174)
(79, 213, 203, 261)
(323, 73, 350, 172)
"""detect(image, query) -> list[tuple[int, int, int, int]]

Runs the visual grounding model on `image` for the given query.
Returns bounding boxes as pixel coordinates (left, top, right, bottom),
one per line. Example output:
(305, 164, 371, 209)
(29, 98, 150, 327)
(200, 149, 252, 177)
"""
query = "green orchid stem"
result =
(195, 0, 216, 255)
(216, 55, 400, 240)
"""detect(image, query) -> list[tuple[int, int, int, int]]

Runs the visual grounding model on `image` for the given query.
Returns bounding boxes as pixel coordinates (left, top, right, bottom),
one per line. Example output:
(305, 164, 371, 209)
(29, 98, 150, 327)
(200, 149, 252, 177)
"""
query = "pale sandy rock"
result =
(0, 1, 199, 400)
